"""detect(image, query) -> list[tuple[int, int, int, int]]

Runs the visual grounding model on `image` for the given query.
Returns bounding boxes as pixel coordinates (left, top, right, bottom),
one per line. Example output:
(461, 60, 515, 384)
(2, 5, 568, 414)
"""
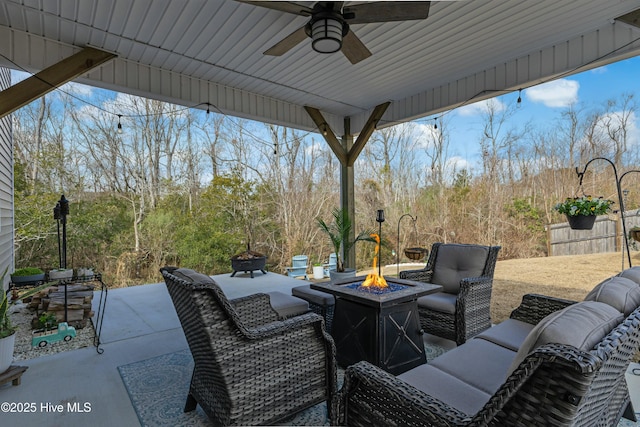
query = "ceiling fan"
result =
(238, 1, 432, 64)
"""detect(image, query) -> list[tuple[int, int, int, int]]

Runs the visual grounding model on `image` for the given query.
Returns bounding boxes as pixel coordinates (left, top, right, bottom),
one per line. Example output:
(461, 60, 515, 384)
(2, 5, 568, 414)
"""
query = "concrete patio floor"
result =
(0, 271, 350, 427)
(1, 271, 639, 427)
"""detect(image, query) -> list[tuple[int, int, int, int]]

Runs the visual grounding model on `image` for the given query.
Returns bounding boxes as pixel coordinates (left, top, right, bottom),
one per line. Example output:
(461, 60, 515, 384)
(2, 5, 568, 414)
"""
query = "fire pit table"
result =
(311, 277, 442, 375)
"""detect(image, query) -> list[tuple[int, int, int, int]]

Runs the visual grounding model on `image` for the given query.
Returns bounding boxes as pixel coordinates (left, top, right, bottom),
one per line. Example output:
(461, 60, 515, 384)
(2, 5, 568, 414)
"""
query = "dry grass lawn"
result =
(491, 251, 640, 323)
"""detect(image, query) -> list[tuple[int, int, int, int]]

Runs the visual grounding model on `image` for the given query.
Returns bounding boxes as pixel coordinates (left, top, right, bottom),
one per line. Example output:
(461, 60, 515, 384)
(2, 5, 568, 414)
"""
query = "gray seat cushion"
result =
(431, 244, 489, 294)
(428, 338, 517, 395)
(474, 318, 535, 352)
(507, 301, 623, 376)
(584, 276, 640, 316)
(267, 291, 309, 318)
(292, 285, 335, 306)
(397, 363, 491, 416)
(417, 292, 457, 314)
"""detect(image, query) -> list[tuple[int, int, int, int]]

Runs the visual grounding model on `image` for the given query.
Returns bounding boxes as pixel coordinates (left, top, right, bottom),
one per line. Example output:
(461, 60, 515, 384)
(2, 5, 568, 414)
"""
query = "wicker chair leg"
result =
(184, 393, 197, 412)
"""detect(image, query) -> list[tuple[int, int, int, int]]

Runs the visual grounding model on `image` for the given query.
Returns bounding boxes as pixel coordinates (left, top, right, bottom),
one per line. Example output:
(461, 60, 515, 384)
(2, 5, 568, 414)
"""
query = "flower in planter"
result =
(553, 195, 614, 217)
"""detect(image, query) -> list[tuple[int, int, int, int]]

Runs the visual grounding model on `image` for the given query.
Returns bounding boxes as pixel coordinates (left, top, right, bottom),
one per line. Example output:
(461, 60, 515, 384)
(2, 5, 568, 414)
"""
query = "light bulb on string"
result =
(117, 115, 123, 134)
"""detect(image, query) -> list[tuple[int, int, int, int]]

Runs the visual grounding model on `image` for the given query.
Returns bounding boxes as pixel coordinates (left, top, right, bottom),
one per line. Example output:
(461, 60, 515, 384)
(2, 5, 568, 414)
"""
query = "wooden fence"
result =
(548, 210, 640, 256)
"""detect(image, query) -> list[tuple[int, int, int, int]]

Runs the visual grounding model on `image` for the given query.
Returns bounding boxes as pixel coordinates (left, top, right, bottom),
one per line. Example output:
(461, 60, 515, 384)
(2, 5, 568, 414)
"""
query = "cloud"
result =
(590, 65, 607, 75)
(446, 156, 473, 174)
(409, 122, 440, 149)
(593, 110, 639, 148)
(525, 79, 579, 107)
(456, 98, 507, 117)
(60, 82, 94, 97)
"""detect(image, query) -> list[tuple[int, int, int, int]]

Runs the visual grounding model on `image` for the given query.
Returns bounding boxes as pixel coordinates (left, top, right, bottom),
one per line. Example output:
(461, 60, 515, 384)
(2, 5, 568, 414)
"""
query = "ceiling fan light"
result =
(311, 17, 343, 53)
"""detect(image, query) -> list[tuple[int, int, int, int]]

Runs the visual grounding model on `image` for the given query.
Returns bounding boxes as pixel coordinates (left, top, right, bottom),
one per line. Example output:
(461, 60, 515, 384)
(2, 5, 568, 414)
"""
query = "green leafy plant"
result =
(317, 208, 375, 272)
(38, 312, 58, 331)
(11, 267, 44, 277)
(553, 196, 614, 217)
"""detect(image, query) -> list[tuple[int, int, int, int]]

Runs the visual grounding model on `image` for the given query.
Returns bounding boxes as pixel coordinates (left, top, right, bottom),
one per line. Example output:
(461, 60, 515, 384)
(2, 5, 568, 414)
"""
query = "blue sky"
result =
(433, 55, 640, 173)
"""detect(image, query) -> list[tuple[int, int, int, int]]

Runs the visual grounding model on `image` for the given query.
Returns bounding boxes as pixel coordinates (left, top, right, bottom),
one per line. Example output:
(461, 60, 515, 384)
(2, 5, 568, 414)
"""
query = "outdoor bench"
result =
(336, 272, 640, 426)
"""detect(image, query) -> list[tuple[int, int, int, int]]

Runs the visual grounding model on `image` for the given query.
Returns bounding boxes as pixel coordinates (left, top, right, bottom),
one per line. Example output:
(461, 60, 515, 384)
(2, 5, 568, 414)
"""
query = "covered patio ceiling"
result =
(1, 0, 640, 138)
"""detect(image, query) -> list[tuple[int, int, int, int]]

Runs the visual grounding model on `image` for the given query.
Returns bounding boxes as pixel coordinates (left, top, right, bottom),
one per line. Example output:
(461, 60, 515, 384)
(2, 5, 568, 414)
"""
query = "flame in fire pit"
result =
(361, 233, 388, 289)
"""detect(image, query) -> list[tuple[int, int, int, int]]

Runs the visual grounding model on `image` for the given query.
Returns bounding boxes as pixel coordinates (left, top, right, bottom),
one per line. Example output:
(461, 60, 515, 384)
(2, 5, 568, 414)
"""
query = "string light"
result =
(517, 89, 522, 104)
(117, 114, 123, 134)
(206, 103, 210, 115)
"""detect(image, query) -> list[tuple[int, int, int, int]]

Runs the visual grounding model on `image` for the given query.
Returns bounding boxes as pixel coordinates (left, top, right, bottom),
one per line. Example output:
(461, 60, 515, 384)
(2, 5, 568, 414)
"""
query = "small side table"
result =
(0, 365, 28, 386)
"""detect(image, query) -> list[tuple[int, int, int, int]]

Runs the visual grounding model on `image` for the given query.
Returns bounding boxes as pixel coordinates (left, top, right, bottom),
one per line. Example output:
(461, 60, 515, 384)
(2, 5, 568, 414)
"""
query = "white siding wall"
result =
(0, 68, 14, 291)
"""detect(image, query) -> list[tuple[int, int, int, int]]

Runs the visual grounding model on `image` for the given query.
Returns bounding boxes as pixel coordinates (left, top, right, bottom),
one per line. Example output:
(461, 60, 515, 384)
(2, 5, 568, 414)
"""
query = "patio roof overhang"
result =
(1, 0, 640, 266)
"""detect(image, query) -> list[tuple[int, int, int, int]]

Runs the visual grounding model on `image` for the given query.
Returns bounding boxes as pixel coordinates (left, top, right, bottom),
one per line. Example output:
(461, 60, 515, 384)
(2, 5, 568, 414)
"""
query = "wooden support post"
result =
(341, 118, 356, 269)
(347, 102, 390, 166)
(305, 103, 390, 269)
(0, 47, 116, 119)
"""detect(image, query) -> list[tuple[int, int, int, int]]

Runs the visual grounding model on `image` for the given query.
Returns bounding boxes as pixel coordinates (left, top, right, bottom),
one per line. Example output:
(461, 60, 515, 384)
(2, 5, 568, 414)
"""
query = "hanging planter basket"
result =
(566, 214, 596, 230)
(629, 228, 640, 242)
(404, 247, 428, 261)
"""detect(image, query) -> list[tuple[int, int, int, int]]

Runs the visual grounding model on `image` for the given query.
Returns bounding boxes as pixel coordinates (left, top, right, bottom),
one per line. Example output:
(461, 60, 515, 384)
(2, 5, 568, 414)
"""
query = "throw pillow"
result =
(173, 268, 217, 285)
(584, 276, 640, 316)
(431, 244, 489, 293)
(507, 301, 623, 377)
(619, 267, 640, 286)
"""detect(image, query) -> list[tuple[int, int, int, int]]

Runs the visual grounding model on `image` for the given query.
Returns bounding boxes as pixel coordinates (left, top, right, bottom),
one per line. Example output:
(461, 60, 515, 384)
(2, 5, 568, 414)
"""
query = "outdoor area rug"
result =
(118, 344, 448, 427)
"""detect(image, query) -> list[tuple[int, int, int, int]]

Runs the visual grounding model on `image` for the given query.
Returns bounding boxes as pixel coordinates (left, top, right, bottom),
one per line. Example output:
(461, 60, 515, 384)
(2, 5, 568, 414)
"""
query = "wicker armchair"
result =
(160, 267, 337, 426)
(336, 294, 640, 427)
(399, 243, 501, 344)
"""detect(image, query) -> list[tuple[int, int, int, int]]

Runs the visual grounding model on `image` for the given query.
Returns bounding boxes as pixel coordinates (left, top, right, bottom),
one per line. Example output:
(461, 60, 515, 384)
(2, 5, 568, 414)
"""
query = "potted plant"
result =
(317, 208, 375, 282)
(1, 268, 51, 373)
(553, 195, 614, 230)
(10, 267, 45, 285)
(76, 267, 94, 278)
(312, 262, 324, 280)
(49, 268, 74, 281)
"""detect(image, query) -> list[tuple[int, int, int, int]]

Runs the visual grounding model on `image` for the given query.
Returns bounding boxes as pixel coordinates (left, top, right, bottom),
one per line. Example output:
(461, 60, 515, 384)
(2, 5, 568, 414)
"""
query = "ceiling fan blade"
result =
(236, 1, 313, 16)
(345, 2, 431, 24)
(341, 31, 372, 65)
(264, 26, 308, 56)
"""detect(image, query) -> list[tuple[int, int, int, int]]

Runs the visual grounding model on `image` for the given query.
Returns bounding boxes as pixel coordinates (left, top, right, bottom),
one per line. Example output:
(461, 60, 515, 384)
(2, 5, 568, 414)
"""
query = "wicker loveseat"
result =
(336, 273, 640, 426)
(160, 267, 337, 426)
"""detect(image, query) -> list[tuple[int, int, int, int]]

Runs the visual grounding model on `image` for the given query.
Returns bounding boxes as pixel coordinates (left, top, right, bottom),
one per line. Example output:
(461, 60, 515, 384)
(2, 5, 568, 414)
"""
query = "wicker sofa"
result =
(336, 273, 640, 426)
(160, 267, 337, 426)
